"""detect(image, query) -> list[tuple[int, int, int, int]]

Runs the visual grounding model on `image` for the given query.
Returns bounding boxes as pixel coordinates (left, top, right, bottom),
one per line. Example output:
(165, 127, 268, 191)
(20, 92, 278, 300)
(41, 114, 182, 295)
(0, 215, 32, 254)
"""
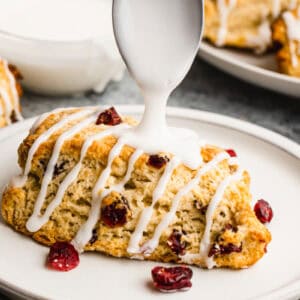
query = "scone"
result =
(204, 0, 300, 53)
(272, 5, 300, 77)
(1, 106, 271, 269)
(0, 58, 23, 127)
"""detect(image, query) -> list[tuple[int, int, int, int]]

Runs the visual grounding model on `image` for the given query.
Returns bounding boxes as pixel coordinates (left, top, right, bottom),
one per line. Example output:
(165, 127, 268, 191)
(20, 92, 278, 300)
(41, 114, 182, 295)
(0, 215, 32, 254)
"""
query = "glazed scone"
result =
(0, 58, 23, 127)
(204, 0, 300, 53)
(272, 5, 300, 77)
(1, 107, 271, 269)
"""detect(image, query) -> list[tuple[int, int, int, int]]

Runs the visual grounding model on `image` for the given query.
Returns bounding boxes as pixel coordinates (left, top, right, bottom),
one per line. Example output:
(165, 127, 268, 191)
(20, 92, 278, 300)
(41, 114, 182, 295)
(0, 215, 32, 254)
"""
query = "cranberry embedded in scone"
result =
(147, 155, 169, 169)
(101, 192, 131, 227)
(96, 107, 122, 126)
(167, 229, 186, 256)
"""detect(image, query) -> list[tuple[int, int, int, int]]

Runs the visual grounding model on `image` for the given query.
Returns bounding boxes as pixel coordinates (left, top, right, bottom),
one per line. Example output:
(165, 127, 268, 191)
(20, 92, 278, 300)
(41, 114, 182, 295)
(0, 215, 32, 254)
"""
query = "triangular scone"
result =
(204, 0, 300, 53)
(272, 5, 300, 77)
(1, 107, 271, 269)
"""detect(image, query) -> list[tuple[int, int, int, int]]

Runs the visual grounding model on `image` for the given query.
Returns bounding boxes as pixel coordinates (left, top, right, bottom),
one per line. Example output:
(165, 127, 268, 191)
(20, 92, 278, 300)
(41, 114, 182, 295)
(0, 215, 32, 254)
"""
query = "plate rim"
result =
(199, 42, 300, 85)
(0, 105, 299, 300)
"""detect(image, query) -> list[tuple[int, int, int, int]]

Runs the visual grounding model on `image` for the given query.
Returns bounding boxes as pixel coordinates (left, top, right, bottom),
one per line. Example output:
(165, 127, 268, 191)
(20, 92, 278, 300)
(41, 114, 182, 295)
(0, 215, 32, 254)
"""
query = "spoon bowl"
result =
(112, 0, 204, 92)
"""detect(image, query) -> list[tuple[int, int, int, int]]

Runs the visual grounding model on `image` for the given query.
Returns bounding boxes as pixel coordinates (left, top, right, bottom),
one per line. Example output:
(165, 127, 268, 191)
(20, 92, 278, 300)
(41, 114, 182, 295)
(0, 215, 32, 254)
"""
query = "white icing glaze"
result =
(70, 0, 203, 251)
(72, 138, 126, 251)
(113, 148, 143, 193)
(289, 0, 298, 9)
(30, 107, 82, 134)
(73, 146, 142, 252)
(216, 0, 236, 46)
(283, 10, 300, 68)
(112, 0, 203, 170)
(27, 123, 129, 233)
(181, 168, 243, 269)
(246, 20, 272, 54)
(290, 42, 298, 68)
(12, 109, 95, 187)
(272, 0, 281, 18)
(127, 157, 180, 254)
(199, 168, 243, 269)
(26, 112, 99, 232)
(0, 86, 13, 125)
(73, 147, 143, 252)
(140, 152, 230, 255)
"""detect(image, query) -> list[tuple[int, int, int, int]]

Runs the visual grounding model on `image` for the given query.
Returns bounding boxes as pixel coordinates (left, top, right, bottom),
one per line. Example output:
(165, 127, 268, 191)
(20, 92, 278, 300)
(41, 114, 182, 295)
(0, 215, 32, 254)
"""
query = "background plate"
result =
(199, 42, 300, 98)
(0, 106, 299, 300)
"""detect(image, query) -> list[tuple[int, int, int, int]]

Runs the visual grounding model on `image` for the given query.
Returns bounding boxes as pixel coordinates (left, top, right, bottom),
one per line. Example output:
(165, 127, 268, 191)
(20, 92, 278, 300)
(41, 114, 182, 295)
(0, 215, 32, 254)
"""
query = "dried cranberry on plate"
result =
(47, 242, 79, 272)
(151, 266, 193, 292)
(226, 149, 237, 157)
(254, 199, 273, 224)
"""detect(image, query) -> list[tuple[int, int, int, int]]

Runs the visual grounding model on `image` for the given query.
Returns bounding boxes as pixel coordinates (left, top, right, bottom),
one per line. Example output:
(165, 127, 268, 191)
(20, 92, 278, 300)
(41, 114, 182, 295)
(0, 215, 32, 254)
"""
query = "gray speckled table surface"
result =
(21, 57, 300, 144)
(1, 57, 300, 300)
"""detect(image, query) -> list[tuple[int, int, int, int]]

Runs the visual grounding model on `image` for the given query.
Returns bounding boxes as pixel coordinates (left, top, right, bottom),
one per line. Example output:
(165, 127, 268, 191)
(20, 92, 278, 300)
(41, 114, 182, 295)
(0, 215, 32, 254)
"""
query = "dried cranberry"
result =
(148, 155, 169, 169)
(101, 196, 130, 227)
(96, 107, 122, 126)
(167, 230, 186, 256)
(221, 243, 242, 255)
(208, 243, 242, 257)
(47, 242, 79, 272)
(151, 266, 193, 292)
(254, 199, 273, 224)
(226, 149, 237, 157)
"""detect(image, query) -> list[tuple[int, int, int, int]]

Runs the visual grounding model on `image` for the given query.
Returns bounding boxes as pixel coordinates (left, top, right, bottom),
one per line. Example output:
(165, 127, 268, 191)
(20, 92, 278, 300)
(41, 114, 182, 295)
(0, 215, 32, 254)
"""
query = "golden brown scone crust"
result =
(204, 0, 300, 52)
(272, 6, 300, 77)
(1, 108, 271, 269)
(0, 60, 23, 127)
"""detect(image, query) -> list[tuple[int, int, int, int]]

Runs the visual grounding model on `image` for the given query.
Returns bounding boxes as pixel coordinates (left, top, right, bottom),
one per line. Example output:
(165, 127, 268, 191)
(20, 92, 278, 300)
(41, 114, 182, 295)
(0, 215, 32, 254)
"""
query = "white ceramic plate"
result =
(198, 42, 300, 98)
(0, 105, 299, 300)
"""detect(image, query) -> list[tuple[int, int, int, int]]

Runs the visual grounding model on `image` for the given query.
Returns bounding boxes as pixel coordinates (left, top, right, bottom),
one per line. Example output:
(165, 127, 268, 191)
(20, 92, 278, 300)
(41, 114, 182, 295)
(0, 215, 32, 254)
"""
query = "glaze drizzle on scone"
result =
(1, 107, 271, 269)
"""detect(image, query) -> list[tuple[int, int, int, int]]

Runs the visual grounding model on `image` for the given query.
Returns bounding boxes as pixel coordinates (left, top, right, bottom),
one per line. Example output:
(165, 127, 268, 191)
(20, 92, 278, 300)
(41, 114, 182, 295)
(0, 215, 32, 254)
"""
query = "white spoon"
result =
(112, 0, 204, 94)
(112, 0, 204, 170)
